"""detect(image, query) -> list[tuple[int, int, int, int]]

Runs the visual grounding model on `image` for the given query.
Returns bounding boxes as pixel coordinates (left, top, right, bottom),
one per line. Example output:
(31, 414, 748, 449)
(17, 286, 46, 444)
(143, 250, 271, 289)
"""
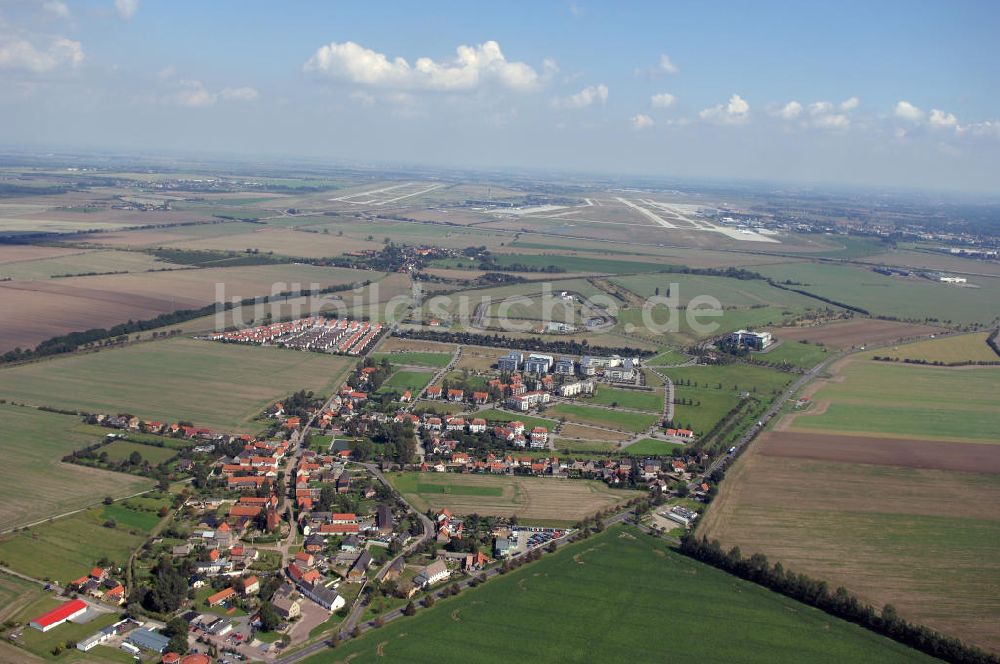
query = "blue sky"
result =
(1, 0, 998, 191)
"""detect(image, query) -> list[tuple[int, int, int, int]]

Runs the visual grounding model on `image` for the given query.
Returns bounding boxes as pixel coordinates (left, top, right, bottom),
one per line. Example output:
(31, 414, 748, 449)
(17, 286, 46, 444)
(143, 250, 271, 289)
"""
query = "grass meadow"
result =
(547, 404, 661, 433)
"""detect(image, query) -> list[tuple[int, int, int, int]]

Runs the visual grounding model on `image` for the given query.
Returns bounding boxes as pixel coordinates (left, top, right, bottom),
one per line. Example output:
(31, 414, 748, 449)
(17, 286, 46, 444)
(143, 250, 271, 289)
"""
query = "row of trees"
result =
(396, 329, 653, 359)
(679, 536, 999, 664)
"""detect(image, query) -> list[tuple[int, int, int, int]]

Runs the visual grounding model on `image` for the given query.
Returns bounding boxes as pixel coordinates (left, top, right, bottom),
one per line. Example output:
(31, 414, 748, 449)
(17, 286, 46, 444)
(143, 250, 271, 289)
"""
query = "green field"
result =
(553, 439, 619, 454)
(666, 364, 792, 434)
(0, 404, 153, 532)
(378, 369, 435, 395)
(611, 272, 818, 308)
(101, 440, 177, 465)
(624, 438, 687, 455)
(475, 409, 558, 431)
(415, 482, 503, 497)
(11, 593, 126, 662)
(0, 249, 175, 280)
(646, 348, 691, 366)
(755, 262, 1000, 324)
(615, 303, 804, 344)
(0, 506, 146, 583)
(547, 404, 660, 433)
(477, 253, 668, 274)
(793, 360, 1000, 442)
(0, 338, 356, 432)
(370, 351, 453, 368)
(302, 526, 934, 664)
(754, 339, 832, 369)
(588, 386, 663, 412)
(100, 498, 167, 533)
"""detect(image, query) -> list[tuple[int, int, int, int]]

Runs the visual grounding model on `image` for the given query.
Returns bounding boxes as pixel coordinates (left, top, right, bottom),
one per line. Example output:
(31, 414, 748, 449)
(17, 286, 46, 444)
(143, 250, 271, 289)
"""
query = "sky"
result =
(1, 0, 999, 191)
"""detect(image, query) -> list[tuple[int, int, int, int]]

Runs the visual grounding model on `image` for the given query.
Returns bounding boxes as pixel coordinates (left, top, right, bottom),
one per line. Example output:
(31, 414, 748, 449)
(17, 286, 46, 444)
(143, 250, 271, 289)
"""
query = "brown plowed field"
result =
(759, 430, 1000, 474)
(771, 319, 943, 348)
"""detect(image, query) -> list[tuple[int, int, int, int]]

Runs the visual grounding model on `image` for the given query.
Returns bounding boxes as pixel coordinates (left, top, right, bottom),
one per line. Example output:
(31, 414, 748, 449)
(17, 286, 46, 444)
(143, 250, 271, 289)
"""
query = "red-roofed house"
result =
(207, 587, 236, 606)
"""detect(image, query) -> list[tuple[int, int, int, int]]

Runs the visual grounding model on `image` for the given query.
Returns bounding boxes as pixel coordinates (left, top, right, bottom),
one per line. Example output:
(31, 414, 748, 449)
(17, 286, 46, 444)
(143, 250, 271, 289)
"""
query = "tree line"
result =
(679, 536, 999, 664)
(396, 329, 654, 358)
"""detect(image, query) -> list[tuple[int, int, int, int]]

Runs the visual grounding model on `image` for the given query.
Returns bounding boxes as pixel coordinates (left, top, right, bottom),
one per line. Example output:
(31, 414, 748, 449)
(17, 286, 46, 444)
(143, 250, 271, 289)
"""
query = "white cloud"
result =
(894, 100, 924, 121)
(774, 100, 802, 119)
(0, 32, 83, 73)
(840, 96, 859, 111)
(650, 92, 676, 108)
(219, 86, 259, 102)
(656, 53, 678, 75)
(304, 40, 544, 92)
(556, 83, 608, 109)
(699, 94, 749, 124)
(115, 0, 139, 19)
(42, 1, 71, 19)
(928, 108, 958, 128)
(631, 113, 654, 130)
(813, 113, 849, 129)
(169, 80, 259, 108)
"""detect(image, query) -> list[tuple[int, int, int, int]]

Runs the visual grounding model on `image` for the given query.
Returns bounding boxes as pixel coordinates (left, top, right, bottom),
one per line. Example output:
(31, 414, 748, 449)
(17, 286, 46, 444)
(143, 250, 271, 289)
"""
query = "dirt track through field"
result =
(758, 431, 1000, 474)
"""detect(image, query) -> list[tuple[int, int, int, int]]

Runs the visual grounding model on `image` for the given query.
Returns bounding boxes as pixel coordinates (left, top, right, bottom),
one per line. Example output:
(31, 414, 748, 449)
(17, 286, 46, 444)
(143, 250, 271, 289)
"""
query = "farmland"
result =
(0, 262, 376, 352)
(859, 331, 999, 364)
(666, 364, 792, 434)
(302, 526, 934, 664)
(387, 472, 637, 524)
(788, 359, 1000, 443)
(771, 318, 946, 349)
(754, 262, 1000, 324)
(0, 338, 356, 432)
(0, 505, 147, 584)
(0, 404, 153, 532)
(700, 439, 1000, 653)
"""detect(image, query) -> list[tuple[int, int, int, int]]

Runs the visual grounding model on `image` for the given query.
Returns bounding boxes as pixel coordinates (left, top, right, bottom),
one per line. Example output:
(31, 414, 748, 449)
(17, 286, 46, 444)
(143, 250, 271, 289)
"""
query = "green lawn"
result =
(587, 386, 663, 412)
(547, 404, 660, 433)
(415, 481, 503, 497)
(302, 526, 934, 664)
(370, 351, 453, 368)
(0, 337, 356, 432)
(754, 340, 832, 369)
(646, 348, 691, 366)
(100, 440, 177, 465)
(475, 409, 558, 431)
(665, 364, 792, 434)
(0, 507, 145, 584)
(793, 361, 1000, 442)
(378, 370, 436, 395)
(0, 404, 153, 532)
(553, 439, 619, 454)
(625, 438, 687, 455)
(100, 503, 162, 533)
(611, 272, 818, 308)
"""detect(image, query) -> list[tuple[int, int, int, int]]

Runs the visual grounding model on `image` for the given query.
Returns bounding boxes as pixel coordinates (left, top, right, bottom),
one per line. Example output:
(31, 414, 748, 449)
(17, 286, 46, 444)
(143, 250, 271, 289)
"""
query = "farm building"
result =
(29, 599, 87, 632)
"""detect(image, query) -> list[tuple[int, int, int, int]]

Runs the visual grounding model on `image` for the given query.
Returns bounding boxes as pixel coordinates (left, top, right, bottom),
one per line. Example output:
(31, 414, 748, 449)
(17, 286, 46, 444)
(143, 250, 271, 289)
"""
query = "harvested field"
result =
(0, 244, 84, 264)
(387, 472, 637, 524)
(771, 319, 944, 349)
(700, 441, 1000, 653)
(759, 430, 1000, 474)
(859, 331, 999, 364)
(0, 263, 375, 352)
(0, 248, 176, 280)
(377, 337, 457, 353)
(159, 226, 382, 257)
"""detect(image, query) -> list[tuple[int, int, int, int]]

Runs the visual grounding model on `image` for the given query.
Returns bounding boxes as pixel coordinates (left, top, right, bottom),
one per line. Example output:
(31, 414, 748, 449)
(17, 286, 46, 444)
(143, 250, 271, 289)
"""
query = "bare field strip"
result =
(771, 319, 944, 349)
(390, 473, 637, 523)
(758, 431, 1000, 473)
(699, 443, 1000, 653)
(0, 264, 375, 352)
(0, 245, 87, 264)
(159, 227, 383, 257)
